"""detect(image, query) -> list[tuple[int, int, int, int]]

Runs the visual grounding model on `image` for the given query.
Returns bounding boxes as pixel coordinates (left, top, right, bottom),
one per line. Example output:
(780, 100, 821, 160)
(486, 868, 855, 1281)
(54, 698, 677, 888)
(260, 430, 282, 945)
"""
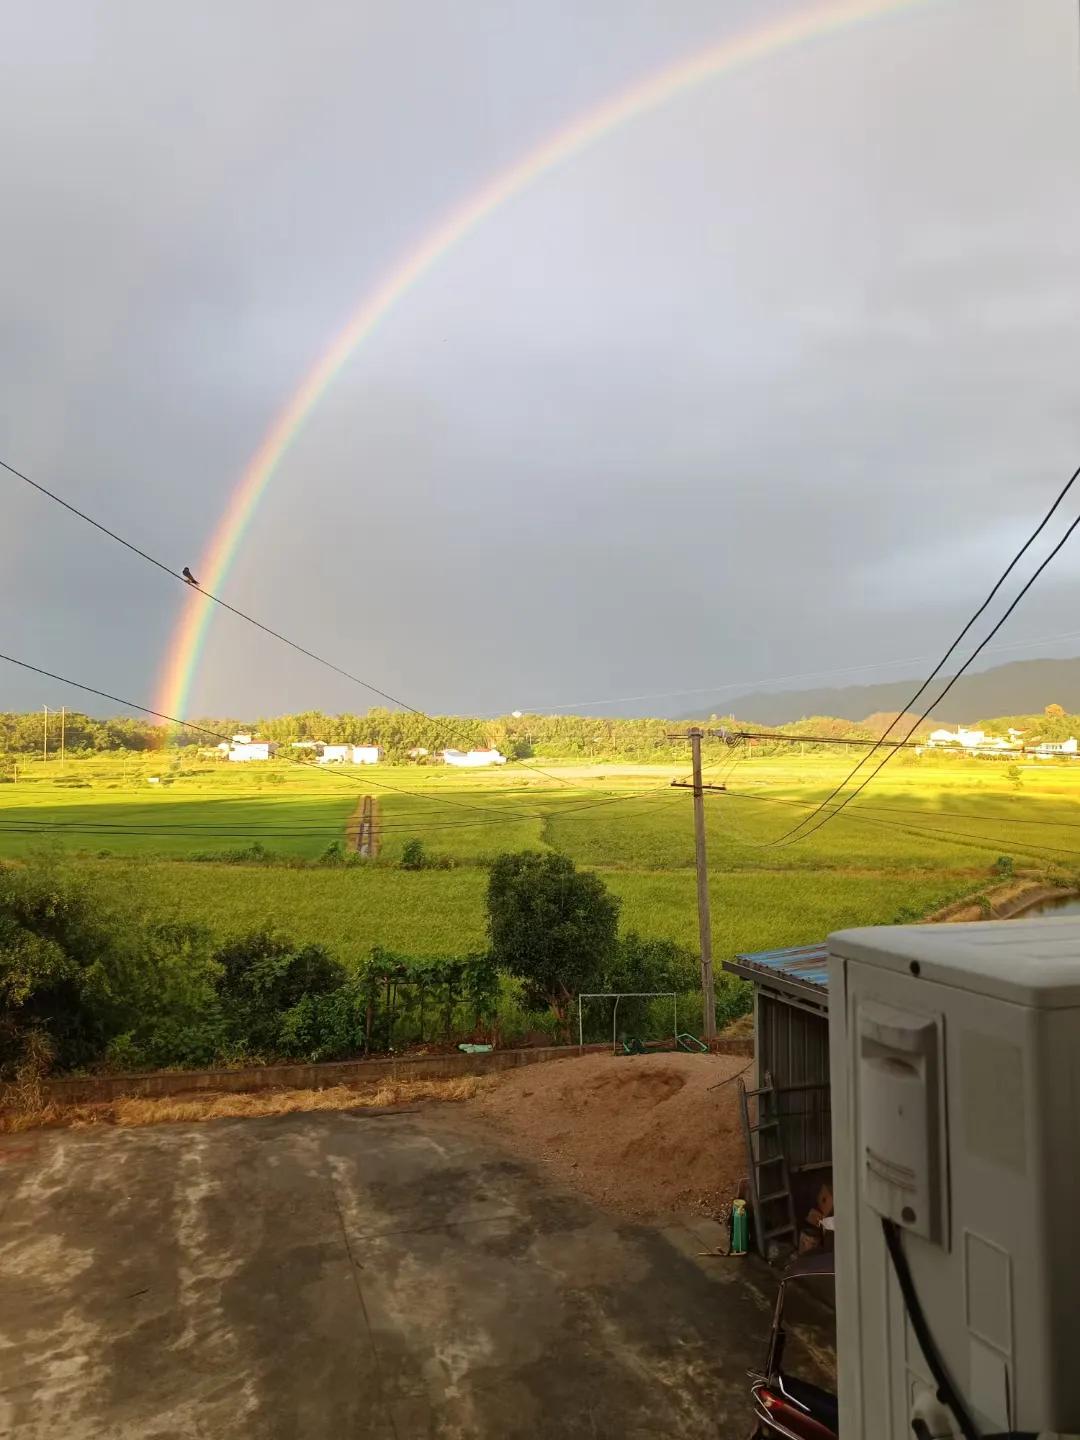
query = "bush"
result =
(995, 855, 1015, 878)
(215, 930, 346, 1058)
(0, 861, 219, 1076)
(188, 842, 275, 865)
(278, 982, 367, 1061)
(400, 838, 427, 871)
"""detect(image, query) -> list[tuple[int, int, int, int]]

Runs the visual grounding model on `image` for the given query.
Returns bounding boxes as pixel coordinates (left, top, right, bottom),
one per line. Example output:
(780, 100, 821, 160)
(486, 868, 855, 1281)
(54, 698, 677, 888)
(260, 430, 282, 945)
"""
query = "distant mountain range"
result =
(686, 657, 1080, 727)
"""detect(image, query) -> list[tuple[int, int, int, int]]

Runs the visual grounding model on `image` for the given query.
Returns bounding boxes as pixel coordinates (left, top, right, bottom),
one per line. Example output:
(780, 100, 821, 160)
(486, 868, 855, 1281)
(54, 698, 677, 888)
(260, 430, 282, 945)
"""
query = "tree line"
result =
(2, 703, 1075, 763)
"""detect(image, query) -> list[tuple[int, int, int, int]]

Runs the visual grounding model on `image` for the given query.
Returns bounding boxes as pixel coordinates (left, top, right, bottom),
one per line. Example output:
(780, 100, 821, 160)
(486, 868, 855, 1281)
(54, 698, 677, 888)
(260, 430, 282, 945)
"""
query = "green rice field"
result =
(3, 750, 1079, 963)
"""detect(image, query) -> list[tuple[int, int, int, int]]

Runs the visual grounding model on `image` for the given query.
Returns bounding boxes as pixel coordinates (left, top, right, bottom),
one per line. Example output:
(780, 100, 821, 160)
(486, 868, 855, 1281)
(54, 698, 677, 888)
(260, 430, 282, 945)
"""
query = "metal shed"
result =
(724, 943, 832, 1201)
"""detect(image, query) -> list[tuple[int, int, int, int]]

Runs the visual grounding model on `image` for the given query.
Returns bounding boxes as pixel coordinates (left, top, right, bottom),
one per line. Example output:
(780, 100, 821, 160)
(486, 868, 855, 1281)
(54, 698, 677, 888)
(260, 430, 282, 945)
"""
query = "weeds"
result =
(1, 1076, 480, 1133)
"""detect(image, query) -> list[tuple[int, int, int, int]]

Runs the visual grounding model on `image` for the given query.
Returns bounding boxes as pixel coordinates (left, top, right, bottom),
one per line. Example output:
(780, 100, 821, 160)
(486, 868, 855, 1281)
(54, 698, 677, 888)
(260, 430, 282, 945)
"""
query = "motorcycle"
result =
(749, 1251, 839, 1439)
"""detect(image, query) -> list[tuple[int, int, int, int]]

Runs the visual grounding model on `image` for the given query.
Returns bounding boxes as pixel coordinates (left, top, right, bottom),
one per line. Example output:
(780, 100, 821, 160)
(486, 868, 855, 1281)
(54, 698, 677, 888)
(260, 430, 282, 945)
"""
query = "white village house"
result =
(442, 748, 507, 768)
(317, 744, 351, 764)
(1034, 737, 1078, 756)
(225, 733, 277, 762)
(926, 727, 1017, 755)
(926, 726, 1077, 759)
(351, 745, 382, 765)
(928, 726, 993, 750)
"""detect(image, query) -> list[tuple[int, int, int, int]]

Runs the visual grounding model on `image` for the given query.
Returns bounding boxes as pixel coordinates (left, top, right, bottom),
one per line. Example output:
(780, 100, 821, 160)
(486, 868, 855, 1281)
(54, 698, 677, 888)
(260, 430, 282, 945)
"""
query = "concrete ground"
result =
(0, 1107, 831, 1438)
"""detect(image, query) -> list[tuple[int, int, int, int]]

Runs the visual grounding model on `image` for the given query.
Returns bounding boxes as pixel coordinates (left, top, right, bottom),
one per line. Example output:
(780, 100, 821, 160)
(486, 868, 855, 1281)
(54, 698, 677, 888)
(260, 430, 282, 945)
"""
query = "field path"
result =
(346, 794, 378, 857)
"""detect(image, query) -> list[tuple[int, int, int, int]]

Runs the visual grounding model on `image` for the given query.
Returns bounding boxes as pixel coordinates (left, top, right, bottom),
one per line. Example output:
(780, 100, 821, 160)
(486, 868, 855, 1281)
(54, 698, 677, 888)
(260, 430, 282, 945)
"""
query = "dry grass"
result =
(0, 1101, 96, 1134)
(0, 1076, 479, 1134)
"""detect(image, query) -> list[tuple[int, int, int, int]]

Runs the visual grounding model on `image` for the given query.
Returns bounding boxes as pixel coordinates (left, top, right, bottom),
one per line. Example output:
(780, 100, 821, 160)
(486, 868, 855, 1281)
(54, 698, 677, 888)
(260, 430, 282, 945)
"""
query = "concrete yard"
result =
(0, 1107, 829, 1438)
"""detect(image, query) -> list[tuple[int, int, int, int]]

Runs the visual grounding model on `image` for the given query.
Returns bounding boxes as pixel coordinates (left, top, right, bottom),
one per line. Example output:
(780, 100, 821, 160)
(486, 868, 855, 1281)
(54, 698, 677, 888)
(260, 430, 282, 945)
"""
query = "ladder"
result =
(737, 1071, 799, 1260)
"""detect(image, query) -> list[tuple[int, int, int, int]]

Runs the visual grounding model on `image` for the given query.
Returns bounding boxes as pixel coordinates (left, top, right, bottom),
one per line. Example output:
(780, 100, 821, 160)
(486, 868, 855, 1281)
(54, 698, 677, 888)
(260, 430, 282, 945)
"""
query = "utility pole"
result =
(689, 727, 717, 1044)
(60, 706, 66, 773)
(42, 705, 48, 766)
(670, 726, 726, 1045)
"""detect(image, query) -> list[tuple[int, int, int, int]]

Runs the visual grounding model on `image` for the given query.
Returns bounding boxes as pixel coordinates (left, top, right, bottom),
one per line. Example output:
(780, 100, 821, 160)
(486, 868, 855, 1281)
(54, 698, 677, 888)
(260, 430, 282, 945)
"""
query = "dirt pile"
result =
(470, 1051, 750, 1219)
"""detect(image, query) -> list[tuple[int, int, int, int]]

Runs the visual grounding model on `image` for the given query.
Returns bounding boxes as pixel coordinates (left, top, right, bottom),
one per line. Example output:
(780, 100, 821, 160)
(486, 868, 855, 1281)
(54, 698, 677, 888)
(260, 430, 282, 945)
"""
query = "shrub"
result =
(214, 930, 345, 1057)
(0, 861, 219, 1076)
(278, 982, 367, 1061)
(400, 838, 427, 871)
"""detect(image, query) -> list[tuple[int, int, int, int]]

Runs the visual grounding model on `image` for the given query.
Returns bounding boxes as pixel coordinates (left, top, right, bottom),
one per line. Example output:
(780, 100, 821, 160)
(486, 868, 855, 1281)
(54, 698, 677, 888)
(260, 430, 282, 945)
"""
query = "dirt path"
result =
(345, 794, 379, 856)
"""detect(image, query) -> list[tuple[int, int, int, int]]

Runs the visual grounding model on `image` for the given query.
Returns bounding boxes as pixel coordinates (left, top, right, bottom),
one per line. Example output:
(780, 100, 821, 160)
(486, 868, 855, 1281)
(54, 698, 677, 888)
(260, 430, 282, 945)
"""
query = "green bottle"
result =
(731, 1198, 748, 1255)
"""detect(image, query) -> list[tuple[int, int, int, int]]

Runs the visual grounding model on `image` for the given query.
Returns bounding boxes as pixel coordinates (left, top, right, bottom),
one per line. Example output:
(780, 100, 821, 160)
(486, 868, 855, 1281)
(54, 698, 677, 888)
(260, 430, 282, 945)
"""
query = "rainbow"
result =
(157, 0, 934, 720)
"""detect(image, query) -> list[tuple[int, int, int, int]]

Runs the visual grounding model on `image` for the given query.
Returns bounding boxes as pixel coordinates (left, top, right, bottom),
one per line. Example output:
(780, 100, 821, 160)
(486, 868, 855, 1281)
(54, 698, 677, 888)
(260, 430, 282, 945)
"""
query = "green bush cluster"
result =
(0, 851, 751, 1079)
(0, 862, 374, 1075)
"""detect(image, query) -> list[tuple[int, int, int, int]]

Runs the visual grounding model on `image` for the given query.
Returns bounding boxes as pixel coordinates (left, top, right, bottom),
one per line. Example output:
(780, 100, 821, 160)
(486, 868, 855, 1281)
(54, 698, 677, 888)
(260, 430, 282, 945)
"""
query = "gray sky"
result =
(4, 0, 1080, 720)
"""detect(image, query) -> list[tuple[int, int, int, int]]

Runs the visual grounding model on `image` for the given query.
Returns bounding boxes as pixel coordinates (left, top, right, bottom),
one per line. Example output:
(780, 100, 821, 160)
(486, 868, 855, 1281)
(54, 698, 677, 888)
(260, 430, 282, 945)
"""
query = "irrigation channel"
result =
(1013, 892, 1080, 919)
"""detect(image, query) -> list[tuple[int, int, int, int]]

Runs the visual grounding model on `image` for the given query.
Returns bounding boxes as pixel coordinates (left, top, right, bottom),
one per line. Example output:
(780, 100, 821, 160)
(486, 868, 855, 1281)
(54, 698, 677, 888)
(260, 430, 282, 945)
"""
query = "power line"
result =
(735, 730, 920, 749)
(0, 652, 558, 823)
(721, 788, 1080, 865)
(0, 651, 710, 835)
(0, 815, 535, 839)
(20, 782, 1074, 856)
(3, 455, 593, 797)
(2, 457, 421, 714)
(769, 459, 1080, 847)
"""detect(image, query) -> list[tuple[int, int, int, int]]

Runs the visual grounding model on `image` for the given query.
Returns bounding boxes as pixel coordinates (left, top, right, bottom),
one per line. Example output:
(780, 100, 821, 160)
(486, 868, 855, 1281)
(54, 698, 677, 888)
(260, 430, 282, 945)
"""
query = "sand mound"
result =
(469, 1051, 751, 1219)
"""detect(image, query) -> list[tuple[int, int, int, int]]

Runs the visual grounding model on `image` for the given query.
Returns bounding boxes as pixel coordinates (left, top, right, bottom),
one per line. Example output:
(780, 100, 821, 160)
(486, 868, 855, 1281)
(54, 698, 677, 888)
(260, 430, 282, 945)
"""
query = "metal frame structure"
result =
(577, 991, 678, 1055)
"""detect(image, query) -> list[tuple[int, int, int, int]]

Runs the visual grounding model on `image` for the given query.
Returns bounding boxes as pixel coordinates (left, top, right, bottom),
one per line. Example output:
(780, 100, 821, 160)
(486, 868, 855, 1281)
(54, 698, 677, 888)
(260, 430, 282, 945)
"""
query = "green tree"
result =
(486, 852, 619, 1032)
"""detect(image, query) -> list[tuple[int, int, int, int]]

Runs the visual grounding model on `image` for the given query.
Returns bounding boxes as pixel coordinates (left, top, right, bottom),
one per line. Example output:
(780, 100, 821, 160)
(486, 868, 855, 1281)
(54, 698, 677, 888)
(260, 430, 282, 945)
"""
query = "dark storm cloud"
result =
(3, 0, 1079, 720)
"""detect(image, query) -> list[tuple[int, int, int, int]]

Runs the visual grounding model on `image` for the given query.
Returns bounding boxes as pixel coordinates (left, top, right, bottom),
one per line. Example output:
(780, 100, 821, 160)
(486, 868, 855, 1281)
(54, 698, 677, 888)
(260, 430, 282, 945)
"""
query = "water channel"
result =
(1011, 892, 1080, 919)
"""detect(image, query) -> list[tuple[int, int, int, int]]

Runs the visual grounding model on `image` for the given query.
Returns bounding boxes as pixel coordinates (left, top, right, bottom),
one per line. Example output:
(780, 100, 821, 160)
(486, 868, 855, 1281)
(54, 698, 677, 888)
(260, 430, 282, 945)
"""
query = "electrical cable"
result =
(0, 651, 714, 838)
(733, 787, 1080, 834)
(1, 456, 421, 714)
(0, 652, 558, 823)
(769, 460, 1080, 846)
(777, 519, 1080, 848)
(0, 756, 744, 844)
(2, 456, 593, 796)
(706, 1058, 754, 1091)
(722, 788, 1080, 864)
(881, 1218, 980, 1440)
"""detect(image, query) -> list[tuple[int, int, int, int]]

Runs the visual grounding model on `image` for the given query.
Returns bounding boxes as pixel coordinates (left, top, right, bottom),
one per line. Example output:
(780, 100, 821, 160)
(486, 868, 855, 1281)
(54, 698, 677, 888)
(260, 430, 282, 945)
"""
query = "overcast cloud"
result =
(3, 0, 1080, 720)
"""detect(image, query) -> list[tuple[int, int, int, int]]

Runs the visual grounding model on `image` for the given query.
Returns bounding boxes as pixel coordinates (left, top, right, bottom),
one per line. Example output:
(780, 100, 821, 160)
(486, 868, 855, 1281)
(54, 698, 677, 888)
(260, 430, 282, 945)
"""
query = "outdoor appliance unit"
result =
(829, 918, 1080, 1439)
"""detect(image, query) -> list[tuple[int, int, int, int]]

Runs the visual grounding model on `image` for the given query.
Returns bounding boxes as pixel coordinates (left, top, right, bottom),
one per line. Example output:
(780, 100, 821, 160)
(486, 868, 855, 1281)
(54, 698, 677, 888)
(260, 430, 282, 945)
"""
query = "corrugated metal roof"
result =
(724, 942, 830, 1007)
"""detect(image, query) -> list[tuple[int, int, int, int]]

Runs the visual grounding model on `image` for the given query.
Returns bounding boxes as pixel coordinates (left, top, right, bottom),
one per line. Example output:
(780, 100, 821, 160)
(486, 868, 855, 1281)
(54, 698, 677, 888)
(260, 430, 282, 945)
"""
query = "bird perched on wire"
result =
(182, 567, 199, 586)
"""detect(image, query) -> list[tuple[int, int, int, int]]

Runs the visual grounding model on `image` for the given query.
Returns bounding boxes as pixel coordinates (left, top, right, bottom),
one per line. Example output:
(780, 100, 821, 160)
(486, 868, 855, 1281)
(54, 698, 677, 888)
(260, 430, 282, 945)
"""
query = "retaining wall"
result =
(29, 1037, 754, 1106)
